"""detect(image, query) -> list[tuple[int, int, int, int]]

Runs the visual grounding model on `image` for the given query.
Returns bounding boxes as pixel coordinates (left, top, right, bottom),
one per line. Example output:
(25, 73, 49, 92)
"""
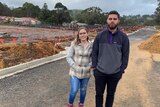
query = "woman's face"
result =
(79, 29, 88, 41)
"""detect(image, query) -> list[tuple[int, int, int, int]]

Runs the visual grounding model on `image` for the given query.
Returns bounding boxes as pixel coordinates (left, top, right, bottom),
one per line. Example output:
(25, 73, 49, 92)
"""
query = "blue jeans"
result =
(68, 76, 90, 104)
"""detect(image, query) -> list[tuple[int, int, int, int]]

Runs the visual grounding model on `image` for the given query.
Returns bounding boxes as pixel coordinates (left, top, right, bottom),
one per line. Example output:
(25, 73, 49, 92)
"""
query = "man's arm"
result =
(121, 36, 130, 73)
(91, 35, 99, 69)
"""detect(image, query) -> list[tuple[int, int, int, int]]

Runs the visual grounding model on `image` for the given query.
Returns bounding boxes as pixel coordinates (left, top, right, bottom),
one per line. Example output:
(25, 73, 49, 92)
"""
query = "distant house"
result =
(0, 16, 41, 26)
(14, 17, 41, 26)
(0, 16, 8, 23)
(70, 21, 87, 27)
(14, 17, 30, 25)
(68, 21, 88, 30)
(76, 23, 87, 27)
(24, 17, 41, 25)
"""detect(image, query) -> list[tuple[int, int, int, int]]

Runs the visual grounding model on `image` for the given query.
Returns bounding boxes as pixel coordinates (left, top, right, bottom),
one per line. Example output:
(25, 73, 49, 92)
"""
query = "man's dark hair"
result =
(107, 10, 120, 19)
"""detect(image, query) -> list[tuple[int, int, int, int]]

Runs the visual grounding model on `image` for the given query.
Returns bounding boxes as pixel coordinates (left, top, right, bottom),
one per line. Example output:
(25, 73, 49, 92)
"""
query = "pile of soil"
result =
(139, 32, 160, 54)
(0, 41, 65, 69)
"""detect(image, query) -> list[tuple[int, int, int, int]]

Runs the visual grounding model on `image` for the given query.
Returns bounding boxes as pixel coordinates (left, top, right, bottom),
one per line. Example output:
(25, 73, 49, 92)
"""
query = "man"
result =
(92, 10, 130, 107)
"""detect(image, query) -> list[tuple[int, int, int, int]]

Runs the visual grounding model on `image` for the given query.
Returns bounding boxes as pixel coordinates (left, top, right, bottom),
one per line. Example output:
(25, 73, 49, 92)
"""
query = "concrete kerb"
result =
(0, 50, 67, 79)
(127, 29, 140, 36)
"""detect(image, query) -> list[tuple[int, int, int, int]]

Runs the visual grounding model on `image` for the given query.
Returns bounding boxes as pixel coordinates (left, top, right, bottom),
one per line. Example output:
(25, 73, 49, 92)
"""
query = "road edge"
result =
(0, 51, 67, 79)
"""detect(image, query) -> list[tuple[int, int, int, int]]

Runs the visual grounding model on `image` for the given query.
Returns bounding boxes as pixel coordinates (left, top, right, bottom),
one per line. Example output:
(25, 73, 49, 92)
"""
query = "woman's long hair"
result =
(73, 27, 89, 45)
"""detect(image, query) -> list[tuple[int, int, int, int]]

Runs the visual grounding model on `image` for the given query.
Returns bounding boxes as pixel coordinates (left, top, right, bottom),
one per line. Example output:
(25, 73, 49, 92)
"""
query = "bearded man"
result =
(92, 10, 130, 107)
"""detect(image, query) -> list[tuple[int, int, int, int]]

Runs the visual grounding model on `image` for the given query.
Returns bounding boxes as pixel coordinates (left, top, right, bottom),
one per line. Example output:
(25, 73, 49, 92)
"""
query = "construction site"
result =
(0, 25, 158, 69)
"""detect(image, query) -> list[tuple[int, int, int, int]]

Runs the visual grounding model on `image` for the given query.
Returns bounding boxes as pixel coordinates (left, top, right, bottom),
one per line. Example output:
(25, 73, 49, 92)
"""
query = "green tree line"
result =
(0, 1, 158, 26)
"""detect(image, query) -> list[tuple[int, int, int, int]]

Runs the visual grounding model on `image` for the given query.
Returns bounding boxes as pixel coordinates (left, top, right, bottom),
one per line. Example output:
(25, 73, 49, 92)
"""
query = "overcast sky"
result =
(1, 0, 158, 15)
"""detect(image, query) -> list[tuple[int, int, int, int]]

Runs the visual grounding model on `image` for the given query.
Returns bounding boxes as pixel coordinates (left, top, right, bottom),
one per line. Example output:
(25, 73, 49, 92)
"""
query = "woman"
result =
(66, 27, 92, 107)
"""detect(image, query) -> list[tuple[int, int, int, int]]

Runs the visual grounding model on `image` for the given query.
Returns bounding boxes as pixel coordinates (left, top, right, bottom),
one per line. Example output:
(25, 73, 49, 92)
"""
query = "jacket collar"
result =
(107, 27, 119, 35)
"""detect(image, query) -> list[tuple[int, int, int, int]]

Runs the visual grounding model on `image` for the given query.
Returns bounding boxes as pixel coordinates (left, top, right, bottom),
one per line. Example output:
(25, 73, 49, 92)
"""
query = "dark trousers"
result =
(94, 69, 122, 107)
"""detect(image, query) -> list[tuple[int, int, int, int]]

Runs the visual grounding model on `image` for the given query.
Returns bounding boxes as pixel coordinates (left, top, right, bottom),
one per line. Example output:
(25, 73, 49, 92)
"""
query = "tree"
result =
(76, 7, 105, 25)
(54, 2, 71, 25)
(119, 15, 155, 26)
(55, 2, 67, 10)
(21, 2, 40, 18)
(12, 7, 24, 17)
(39, 3, 51, 23)
(155, 0, 160, 25)
(0, 2, 12, 16)
(11, 2, 40, 18)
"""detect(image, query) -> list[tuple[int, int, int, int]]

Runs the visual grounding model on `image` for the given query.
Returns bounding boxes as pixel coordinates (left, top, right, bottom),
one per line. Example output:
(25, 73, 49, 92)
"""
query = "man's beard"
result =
(108, 24, 118, 30)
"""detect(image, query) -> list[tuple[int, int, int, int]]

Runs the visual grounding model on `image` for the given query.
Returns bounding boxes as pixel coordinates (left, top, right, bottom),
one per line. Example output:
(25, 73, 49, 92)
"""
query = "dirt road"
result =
(114, 41, 160, 107)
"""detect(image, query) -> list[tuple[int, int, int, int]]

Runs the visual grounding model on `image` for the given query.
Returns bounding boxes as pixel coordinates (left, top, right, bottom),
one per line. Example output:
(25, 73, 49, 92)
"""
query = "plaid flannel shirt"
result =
(66, 42, 92, 79)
